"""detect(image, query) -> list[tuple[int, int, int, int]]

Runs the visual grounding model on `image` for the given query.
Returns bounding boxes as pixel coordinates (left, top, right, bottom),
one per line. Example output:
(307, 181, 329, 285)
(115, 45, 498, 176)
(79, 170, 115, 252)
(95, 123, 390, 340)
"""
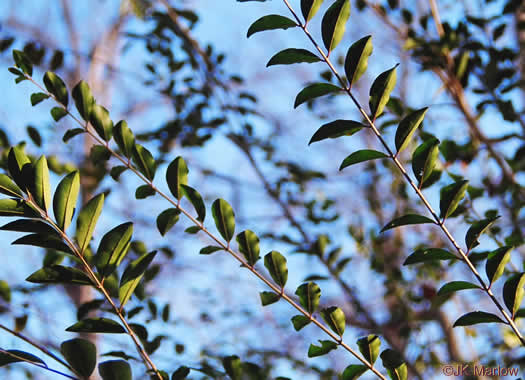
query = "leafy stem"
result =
(0, 348, 79, 380)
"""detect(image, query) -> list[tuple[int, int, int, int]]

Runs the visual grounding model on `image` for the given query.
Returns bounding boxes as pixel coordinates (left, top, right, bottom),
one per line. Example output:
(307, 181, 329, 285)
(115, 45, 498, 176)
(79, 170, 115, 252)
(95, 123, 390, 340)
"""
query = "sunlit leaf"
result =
(212, 199, 235, 242)
(341, 364, 368, 380)
(119, 251, 157, 307)
(345, 35, 372, 87)
(503, 273, 525, 317)
(308, 340, 338, 357)
(369, 65, 398, 120)
(295, 282, 321, 314)
(321, 0, 351, 53)
(53, 171, 79, 231)
(236, 230, 260, 266)
(166, 156, 189, 200)
(380, 349, 407, 380)
(222, 355, 242, 380)
(291, 315, 311, 331)
(76, 193, 105, 254)
(301, 0, 324, 22)
(132, 144, 156, 181)
(486, 246, 512, 285)
(412, 137, 439, 186)
(439, 180, 469, 219)
(394, 108, 428, 153)
(43, 71, 68, 106)
(321, 306, 345, 336)
(89, 104, 113, 141)
(72, 80, 95, 120)
(96, 222, 133, 278)
(113, 121, 135, 158)
(357, 335, 380, 364)
(0, 174, 23, 198)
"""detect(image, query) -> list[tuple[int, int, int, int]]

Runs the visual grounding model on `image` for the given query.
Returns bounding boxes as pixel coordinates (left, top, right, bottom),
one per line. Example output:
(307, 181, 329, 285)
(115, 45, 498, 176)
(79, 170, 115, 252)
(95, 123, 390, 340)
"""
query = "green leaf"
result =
(172, 366, 190, 380)
(135, 184, 156, 199)
(12, 233, 72, 254)
(341, 364, 368, 380)
(486, 246, 512, 285)
(264, 251, 288, 287)
(99, 360, 132, 380)
(185, 226, 201, 234)
(412, 137, 439, 185)
(0, 174, 23, 198)
(26, 126, 42, 147)
(76, 193, 105, 254)
(199, 245, 223, 255)
(236, 230, 260, 266)
(294, 83, 341, 108)
(53, 171, 80, 231)
(369, 65, 398, 120)
(291, 315, 311, 331)
(62, 129, 85, 143)
(380, 349, 407, 380)
(90, 145, 111, 164)
(61, 339, 96, 377)
(89, 104, 113, 141)
(503, 272, 525, 317)
(132, 144, 156, 181)
(247, 15, 297, 38)
(394, 108, 428, 153)
(437, 281, 481, 297)
(267, 48, 321, 66)
(113, 121, 135, 158)
(212, 199, 235, 242)
(30, 92, 49, 106)
(110, 166, 128, 181)
(295, 282, 321, 314)
(96, 222, 133, 278)
(381, 214, 435, 232)
(308, 340, 338, 357)
(166, 156, 189, 200)
(344, 35, 373, 87)
(339, 149, 388, 170)
(72, 80, 95, 120)
(260, 291, 280, 306)
(309, 120, 364, 144)
(222, 355, 242, 380)
(439, 180, 469, 219)
(403, 248, 457, 265)
(119, 251, 157, 307)
(0, 350, 45, 367)
(301, 0, 324, 22)
(0, 280, 11, 303)
(12, 50, 32, 76)
(321, 0, 351, 53)
(31, 156, 51, 212)
(43, 71, 68, 106)
(0, 199, 29, 217)
(66, 318, 126, 334)
(156, 208, 180, 236)
(320, 306, 345, 336)
(357, 335, 380, 364)
(2, 219, 54, 235)
(26, 265, 92, 285)
(453, 311, 505, 327)
(465, 217, 499, 251)
(181, 185, 205, 222)
(8, 146, 31, 190)
(52, 107, 68, 122)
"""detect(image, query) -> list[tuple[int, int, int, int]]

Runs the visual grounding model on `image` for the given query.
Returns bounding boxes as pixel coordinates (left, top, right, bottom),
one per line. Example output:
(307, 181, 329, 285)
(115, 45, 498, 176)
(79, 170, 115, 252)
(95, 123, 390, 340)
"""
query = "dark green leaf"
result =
(301, 0, 324, 22)
(172, 366, 190, 380)
(0, 174, 23, 198)
(369, 65, 398, 120)
(0, 280, 11, 303)
(62, 129, 85, 144)
(30, 92, 49, 106)
(486, 246, 512, 285)
(357, 335, 380, 364)
(185, 226, 201, 234)
(394, 108, 428, 153)
(89, 104, 113, 141)
(291, 315, 311, 331)
(380, 349, 407, 380)
(437, 281, 481, 297)
(113, 121, 135, 158)
(0, 350, 45, 367)
(12, 233, 72, 254)
(345, 35, 373, 87)
(61, 339, 96, 377)
(135, 184, 156, 199)
(222, 355, 242, 380)
(247, 15, 297, 38)
(51, 107, 68, 122)
(267, 48, 321, 66)
(309, 120, 364, 144)
(0, 199, 29, 217)
(12, 50, 32, 76)
(66, 318, 126, 334)
(166, 156, 188, 200)
(294, 83, 341, 108)
(96, 222, 133, 278)
(308, 340, 338, 357)
(119, 251, 157, 307)
(439, 180, 469, 219)
(381, 214, 435, 232)
(321, 0, 351, 53)
(43, 71, 68, 106)
(264, 251, 288, 287)
(212, 199, 235, 242)
(27, 127, 42, 148)
(26, 265, 91, 285)
(76, 193, 104, 254)
(403, 248, 457, 265)
(72, 80, 95, 120)
(181, 185, 205, 222)
(465, 217, 499, 251)
(8, 146, 31, 190)
(260, 291, 280, 306)
(342, 364, 368, 380)
(236, 230, 260, 266)
(453, 311, 505, 327)
(110, 166, 127, 181)
(320, 306, 345, 336)
(199, 245, 223, 255)
(53, 171, 80, 231)
(503, 273, 525, 317)
(339, 149, 388, 170)
(90, 145, 111, 165)
(99, 360, 132, 380)
(156, 208, 180, 236)
(295, 282, 321, 314)
(132, 144, 156, 181)
(30, 156, 50, 212)
(412, 137, 439, 185)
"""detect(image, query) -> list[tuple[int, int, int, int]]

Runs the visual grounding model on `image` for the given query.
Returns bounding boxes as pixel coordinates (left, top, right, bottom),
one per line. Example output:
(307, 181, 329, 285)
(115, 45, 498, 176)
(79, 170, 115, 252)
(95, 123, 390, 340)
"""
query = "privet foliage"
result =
(1, 0, 525, 379)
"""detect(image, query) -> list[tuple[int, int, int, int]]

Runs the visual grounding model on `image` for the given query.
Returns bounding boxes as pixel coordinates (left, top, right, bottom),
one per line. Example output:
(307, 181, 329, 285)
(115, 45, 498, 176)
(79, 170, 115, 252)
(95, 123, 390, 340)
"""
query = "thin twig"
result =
(0, 348, 79, 380)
